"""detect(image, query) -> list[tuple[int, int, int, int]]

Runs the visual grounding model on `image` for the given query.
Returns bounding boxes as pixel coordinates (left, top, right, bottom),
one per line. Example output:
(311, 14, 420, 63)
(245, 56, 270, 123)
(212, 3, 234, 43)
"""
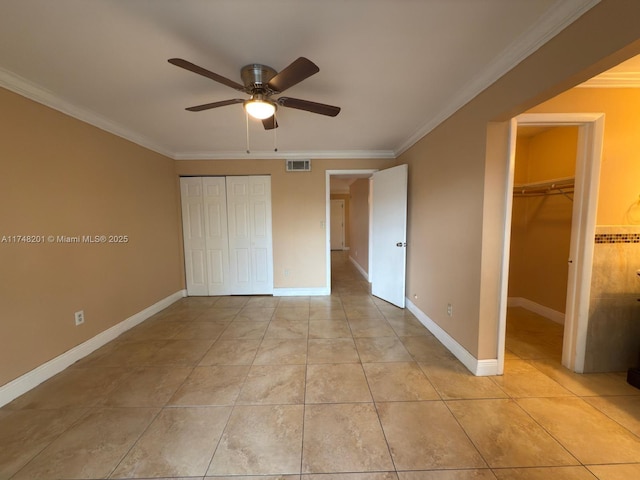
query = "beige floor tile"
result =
(309, 306, 347, 320)
(344, 305, 384, 320)
(308, 338, 360, 363)
(305, 474, 398, 480)
(7, 366, 130, 409)
(492, 466, 598, 479)
(302, 403, 394, 473)
(278, 296, 311, 307)
(306, 364, 372, 403)
(265, 318, 310, 339)
(348, 318, 396, 337)
(218, 320, 269, 339)
(518, 396, 640, 464)
(254, 337, 308, 364)
(237, 364, 306, 404)
(168, 365, 250, 405)
(112, 406, 230, 478)
(245, 296, 281, 308)
(0, 408, 87, 479)
(274, 306, 311, 320)
(199, 338, 261, 365)
(83, 339, 167, 366)
(215, 296, 251, 308)
(234, 306, 276, 321)
(172, 320, 228, 340)
(309, 319, 352, 338)
(208, 404, 304, 475)
(11, 407, 158, 479)
(363, 362, 439, 401)
(99, 366, 192, 407)
(209, 476, 300, 480)
(420, 357, 508, 400)
(400, 335, 458, 364)
(120, 319, 187, 341)
(584, 395, 640, 436)
(385, 316, 430, 336)
(398, 471, 497, 480)
(491, 359, 572, 398)
(530, 358, 640, 397)
(447, 399, 578, 468)
(355, 337, 413, 363)
(197, 307, 242, 322)
(587, 464, 640, 479)
(377, 401, 486, 470)
(146, 338, 215, 365)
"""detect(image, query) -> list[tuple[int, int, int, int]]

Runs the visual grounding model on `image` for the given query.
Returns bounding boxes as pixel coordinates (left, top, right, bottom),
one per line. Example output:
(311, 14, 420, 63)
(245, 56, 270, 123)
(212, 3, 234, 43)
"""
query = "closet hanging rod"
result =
(513, 176, 575, 195)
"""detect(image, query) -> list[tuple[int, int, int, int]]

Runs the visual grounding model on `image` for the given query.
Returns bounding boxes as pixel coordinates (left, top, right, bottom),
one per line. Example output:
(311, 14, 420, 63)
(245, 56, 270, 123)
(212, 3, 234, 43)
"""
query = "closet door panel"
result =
(249, 176, 274, 293)
(180, 178, 208, 296)
(203, 177, 230, 295)
(226, 177, 253, 293)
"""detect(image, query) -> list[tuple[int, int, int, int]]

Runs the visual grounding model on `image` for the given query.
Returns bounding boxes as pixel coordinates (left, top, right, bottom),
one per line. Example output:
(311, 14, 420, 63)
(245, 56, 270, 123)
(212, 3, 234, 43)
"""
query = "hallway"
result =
(1, 252, 639, 479)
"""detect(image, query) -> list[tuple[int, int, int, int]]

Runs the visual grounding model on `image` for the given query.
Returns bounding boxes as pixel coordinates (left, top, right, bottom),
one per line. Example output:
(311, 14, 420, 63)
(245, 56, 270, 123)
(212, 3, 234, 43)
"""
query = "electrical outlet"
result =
(74, 310, 85, 326)
(447, 303, 453, 317)
(284, 269, 290, 277)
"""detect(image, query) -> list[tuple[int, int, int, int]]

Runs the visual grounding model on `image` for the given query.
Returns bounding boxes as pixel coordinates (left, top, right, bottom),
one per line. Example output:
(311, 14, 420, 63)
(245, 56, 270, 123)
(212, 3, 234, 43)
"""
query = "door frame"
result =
(325, 169, 377, 292)
(497, 113, 605, 374)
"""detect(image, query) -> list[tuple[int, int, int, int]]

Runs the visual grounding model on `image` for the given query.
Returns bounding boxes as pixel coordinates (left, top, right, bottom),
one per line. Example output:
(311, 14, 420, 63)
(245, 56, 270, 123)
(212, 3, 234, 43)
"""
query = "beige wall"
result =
(509, 127, 577, 313)
(0, 87, 184, 386)
(397, 0, 640, 360)
(348, 178, 370, 273)
(175, 159, 392, 289)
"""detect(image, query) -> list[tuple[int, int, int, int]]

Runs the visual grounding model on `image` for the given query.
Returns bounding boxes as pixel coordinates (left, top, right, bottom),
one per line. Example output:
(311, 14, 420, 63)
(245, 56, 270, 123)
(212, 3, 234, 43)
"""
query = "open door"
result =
(371, 164, 408, 307)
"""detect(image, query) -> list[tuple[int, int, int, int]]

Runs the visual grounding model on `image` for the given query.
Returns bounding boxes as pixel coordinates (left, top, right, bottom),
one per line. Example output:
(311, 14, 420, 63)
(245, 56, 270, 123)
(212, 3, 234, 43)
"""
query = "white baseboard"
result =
(508, 297, 565, 324)
(348, 256, 369, 281)
(273, 287, 331, 296)
(406, 298, 499, 376)
(0, 289, 186, 408)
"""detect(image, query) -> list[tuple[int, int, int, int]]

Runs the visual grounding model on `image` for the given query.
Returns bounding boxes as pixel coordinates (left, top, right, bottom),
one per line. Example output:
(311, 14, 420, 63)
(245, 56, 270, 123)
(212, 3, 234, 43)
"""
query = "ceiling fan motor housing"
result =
(241, 64, 278, 92)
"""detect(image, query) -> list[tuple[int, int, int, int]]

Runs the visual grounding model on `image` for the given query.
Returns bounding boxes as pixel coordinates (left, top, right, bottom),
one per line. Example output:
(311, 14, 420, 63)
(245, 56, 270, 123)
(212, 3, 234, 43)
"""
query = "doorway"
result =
(498, 113, 605, 374)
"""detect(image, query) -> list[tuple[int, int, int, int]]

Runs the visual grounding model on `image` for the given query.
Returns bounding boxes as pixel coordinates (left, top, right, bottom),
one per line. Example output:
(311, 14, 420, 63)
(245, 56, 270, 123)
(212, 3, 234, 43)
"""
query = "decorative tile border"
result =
(595, 233, 640, 244)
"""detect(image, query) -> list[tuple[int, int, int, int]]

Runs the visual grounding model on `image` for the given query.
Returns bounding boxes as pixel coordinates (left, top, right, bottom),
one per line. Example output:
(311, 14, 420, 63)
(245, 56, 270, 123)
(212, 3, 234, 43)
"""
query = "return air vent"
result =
(286, 159, 311, 172)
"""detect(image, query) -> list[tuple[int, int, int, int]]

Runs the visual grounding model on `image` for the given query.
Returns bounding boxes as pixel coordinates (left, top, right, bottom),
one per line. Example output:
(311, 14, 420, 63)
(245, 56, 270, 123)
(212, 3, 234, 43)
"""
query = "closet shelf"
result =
(513, 176, 575, 198)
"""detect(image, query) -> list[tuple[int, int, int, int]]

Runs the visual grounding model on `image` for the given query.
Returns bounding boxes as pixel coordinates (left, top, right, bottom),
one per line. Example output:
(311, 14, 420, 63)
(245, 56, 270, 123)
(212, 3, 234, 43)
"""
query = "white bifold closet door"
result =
(180, 176, 273, 296)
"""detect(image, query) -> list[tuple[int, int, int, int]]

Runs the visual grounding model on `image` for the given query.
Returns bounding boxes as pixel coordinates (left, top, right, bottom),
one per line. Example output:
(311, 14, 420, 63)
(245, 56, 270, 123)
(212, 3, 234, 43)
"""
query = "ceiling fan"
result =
(168, 57, 341, 129)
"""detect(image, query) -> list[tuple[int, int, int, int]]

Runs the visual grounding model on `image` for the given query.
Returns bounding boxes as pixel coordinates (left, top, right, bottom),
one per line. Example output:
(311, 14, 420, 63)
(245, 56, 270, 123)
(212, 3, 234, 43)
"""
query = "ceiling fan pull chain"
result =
(245, 110, 251, 154)
(274, 112, 278, 152)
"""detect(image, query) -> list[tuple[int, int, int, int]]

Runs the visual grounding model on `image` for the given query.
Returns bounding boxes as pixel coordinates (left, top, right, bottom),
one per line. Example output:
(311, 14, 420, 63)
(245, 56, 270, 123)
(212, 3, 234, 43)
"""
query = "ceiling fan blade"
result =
(267, 57, 319, 93)
(186, 99, 244, 112)
(168, 58, 245, 92)
(262, 116, 278, 130)
(277, 97, 341, 117)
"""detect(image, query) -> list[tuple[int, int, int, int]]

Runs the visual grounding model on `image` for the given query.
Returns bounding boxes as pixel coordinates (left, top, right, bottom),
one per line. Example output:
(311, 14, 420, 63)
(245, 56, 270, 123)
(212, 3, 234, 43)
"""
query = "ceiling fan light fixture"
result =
(244, 97, 276, 119)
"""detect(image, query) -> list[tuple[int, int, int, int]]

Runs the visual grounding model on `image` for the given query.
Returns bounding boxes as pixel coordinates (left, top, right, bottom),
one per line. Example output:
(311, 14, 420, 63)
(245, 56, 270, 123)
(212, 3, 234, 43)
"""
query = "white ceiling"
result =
(0, 0, 601, 160)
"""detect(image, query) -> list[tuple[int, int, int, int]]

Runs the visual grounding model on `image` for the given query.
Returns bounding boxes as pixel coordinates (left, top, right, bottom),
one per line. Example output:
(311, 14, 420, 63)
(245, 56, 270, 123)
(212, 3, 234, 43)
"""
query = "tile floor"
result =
(1, 252, 640, 479)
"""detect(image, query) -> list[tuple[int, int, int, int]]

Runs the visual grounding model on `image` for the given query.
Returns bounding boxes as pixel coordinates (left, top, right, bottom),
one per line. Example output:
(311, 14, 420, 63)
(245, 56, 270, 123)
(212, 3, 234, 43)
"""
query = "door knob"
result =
(396, 242, 406, 247)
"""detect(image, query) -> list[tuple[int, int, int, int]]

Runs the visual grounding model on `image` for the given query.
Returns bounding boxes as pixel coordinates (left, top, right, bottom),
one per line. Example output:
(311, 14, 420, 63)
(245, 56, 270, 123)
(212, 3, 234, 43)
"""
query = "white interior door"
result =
(371, 164, 408, 308)
(330, 199, 345, 250)
(226, 176, 273, 295)
(180, 177, 208, 296)
(203, 177, 231, 295)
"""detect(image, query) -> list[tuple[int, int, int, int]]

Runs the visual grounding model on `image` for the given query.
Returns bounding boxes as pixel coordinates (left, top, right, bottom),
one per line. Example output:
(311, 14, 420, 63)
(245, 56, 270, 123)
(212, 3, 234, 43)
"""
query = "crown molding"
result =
(0, 66, 174, 158)
(173, 149, 396, 160)
(394, 0, 600, 157)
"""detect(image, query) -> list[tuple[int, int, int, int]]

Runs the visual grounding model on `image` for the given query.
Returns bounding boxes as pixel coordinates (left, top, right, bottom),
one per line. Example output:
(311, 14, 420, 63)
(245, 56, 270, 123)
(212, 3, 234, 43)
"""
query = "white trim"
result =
(508, 297, 566, 324)
(578, 72, 640, 88)
(273, 287, 330, 296)
(501, 113, 604, 374)
(406, 298, 499, 377)
(349, 256, 369, 281)
(394, 0, 600, 157)
(175, 150, 396, 160)
(0, 290, 186, 408)
(0, 67, 174, 159)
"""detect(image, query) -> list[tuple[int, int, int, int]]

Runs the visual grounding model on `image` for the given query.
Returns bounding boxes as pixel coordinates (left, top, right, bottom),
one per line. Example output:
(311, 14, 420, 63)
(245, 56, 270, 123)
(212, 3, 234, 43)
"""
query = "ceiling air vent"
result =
(286, 159, 311, 172)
